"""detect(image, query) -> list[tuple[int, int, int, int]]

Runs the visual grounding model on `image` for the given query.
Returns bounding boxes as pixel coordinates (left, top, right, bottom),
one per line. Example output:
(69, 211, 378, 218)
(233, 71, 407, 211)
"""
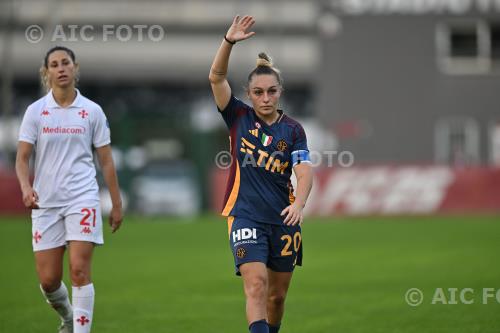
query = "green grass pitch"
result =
(0, 215, 499, 333)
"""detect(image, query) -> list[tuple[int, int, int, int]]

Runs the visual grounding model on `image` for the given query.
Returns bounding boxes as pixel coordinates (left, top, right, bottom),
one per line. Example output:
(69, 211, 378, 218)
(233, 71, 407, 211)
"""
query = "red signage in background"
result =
(2, 166, 500, 216)
(0, 170, 27, 214)
(211, 166, 500, 216)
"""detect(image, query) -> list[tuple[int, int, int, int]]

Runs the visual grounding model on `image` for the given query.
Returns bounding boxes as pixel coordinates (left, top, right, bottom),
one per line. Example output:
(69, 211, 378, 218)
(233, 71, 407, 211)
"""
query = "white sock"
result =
(40, 281, 73, 325)
(72, 283, 95, 333)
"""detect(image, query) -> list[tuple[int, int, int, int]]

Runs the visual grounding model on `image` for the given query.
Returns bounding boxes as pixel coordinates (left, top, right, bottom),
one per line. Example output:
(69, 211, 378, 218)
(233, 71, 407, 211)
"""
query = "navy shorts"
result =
(228, 216, 303, 276)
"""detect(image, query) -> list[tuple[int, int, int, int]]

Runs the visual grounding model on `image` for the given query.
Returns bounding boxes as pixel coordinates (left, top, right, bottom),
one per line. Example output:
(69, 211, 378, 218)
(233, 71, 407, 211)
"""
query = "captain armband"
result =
(291, 150, 311, 167)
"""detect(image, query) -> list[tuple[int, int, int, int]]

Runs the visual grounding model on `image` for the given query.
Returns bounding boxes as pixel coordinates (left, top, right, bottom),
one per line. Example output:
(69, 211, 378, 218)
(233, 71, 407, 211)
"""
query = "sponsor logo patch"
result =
(42, 126, 85, 135)
(232, 228, 257, 242)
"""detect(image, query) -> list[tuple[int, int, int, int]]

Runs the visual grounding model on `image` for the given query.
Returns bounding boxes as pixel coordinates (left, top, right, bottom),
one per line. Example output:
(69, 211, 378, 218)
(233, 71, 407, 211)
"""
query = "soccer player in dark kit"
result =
(209, 15, 313, 333)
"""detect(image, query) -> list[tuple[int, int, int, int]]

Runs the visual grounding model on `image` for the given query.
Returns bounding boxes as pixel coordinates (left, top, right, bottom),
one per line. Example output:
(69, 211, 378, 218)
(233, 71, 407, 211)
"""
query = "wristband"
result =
(224, 35, 236, 45)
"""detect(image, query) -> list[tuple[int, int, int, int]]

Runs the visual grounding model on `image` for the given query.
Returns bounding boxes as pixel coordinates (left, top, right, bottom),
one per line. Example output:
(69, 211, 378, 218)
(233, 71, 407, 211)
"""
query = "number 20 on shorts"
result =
(281, 232, 302, 256)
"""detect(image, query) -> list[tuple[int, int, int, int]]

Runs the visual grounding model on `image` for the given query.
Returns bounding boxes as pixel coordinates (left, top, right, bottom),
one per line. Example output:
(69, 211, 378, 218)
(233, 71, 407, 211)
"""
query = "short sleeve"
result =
(291, 123, 310, 167)
(292, 123, 309, 152)
(92, 107, 111, 148)
(218, 95, 250, 129)
(18, 107, 38, 144)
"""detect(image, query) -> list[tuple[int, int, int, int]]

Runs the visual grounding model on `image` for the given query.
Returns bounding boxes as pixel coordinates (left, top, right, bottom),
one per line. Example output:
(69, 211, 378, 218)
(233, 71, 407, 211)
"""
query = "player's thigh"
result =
(267, 269, 293, 298)
(64, 200, 104, 245)
(34, 247, 66, 289)
(228, 217, 270, 275)
(268, 224, 302, 273)
(68, 241, 94, 270)
(240, 262, 269, 296)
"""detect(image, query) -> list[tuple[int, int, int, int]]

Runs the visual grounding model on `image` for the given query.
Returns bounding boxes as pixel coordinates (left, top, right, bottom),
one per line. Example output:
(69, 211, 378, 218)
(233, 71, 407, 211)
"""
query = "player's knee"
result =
(40, 278, 61, 293)
(69, 264, 90, 286)
(268, 293, 286, 308)
(245, 275, 267, 300)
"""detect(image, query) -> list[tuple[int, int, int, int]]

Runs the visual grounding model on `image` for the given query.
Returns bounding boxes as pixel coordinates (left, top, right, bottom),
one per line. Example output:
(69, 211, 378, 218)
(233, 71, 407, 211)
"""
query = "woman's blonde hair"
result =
(247, 52, 283, 86)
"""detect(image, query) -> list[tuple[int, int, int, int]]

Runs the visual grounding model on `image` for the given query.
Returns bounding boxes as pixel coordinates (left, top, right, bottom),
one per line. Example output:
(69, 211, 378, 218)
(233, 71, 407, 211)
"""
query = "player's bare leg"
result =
(266, 270, 293, 333)
(35, 246, 65, 293)
(69, 241, 95, 333)
(35, 246, 73, 333)
(240, 262, 270, 333)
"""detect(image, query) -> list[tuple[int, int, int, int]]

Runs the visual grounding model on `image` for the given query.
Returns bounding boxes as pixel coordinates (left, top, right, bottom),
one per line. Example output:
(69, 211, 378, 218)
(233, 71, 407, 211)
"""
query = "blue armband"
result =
(291, 150, 311, 167)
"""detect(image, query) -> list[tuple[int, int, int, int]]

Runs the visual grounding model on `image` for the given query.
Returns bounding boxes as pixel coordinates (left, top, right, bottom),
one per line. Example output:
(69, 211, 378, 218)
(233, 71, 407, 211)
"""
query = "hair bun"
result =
(256, 52, 273, 67)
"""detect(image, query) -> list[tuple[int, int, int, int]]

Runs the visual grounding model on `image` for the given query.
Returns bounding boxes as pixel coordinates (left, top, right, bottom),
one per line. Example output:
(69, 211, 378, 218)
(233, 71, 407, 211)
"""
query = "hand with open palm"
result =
(225, 15, 256, 43)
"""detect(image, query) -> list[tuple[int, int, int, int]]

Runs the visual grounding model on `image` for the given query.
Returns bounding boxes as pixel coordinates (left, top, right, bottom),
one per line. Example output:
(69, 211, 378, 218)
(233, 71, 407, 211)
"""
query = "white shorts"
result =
(31, 200, 104, 252)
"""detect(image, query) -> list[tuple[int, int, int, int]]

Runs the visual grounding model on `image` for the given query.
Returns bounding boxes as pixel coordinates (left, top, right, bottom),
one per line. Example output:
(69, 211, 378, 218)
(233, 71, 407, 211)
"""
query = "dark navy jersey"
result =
(218, 95, 309, 225)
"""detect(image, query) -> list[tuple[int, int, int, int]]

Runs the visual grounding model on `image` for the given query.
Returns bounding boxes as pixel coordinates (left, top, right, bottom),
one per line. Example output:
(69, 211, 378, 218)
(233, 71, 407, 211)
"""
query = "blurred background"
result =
(1, 2, 500, 333)
(0, 0, 499, 216)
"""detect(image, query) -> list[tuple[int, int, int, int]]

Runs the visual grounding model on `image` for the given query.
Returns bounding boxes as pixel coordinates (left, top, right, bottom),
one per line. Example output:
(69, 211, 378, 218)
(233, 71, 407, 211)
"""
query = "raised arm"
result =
(209, 15, 256, 110)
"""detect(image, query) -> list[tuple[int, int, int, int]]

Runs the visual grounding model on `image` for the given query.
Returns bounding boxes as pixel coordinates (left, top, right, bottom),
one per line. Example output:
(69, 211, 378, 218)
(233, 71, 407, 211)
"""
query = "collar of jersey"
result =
(45, 89, 84, 108)
(256, 109, 285, 128)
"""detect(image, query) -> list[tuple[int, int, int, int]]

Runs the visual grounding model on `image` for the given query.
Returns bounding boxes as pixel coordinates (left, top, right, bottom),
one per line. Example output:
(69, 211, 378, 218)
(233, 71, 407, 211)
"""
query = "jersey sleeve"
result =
(18, 107, 38, 144)
(218, 95, 250, 129)
(291, 123, 311, 167)
(92, 107, 111, 148)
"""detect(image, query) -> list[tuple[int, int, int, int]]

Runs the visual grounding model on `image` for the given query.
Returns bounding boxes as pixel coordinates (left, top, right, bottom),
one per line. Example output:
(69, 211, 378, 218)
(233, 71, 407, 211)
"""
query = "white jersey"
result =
(18, 89, 110, 208)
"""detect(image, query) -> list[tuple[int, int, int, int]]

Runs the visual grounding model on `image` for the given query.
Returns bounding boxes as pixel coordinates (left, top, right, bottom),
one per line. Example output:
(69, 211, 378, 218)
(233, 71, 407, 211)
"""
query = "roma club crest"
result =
(236, 247, 246, 259)
(277, 139, 288, 152)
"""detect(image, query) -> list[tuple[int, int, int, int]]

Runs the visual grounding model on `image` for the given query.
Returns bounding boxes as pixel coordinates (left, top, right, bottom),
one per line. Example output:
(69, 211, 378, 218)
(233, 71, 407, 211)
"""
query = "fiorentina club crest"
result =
(261, 133, 273, 146)
(78, 109, 88, 119)
(33, 231, 42, 243)
(77, 315, 90, 326)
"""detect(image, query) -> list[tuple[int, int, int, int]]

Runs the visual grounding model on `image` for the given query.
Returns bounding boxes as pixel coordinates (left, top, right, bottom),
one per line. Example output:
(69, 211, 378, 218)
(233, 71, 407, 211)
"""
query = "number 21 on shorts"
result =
(80, 208, 96, 227)
(281, 232, 302, 256)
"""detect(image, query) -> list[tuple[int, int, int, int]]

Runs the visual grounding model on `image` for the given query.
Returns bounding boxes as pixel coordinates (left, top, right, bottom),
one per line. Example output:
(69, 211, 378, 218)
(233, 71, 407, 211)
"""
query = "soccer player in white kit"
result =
(15, 46, 123, 333)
